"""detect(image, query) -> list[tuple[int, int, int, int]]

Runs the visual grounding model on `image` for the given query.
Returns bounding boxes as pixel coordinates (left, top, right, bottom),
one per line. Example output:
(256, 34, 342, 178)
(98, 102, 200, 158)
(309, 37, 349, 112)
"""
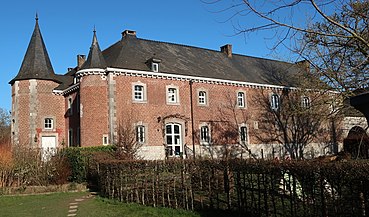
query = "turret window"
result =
(44, 118, 53, 130)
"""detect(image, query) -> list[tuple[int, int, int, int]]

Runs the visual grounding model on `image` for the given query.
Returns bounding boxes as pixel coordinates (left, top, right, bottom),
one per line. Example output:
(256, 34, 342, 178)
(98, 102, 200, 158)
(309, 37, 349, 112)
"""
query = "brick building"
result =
(10, 18, 364, 159)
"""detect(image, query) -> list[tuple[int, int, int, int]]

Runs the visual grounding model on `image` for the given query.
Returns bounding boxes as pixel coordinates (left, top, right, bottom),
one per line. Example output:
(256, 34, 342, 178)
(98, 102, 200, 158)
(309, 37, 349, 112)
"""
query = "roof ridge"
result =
(134, 37, 294, 65)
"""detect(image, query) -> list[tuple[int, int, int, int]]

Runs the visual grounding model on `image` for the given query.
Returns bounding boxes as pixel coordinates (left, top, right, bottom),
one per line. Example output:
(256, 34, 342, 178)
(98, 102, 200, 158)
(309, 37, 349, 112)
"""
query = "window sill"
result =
(166, 102, 180, 106)
(132, 100, 147, 104)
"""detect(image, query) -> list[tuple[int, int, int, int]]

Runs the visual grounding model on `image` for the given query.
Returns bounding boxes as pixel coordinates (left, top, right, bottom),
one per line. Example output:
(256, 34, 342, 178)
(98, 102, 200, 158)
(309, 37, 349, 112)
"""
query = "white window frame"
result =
(102, 135, 109, 146)
(166, 85, 179, 105)
(198, 90, 208, 106)
(165, 123, 182, 157)
(44, 118, 54, 130)
(239, 124, 248, 144)
(152, 62, 159, 72)
(132, 82, 147, 103)
(270, 94, 280, 110)
(237, 91, 246, 108)
(301, 96, 310, 108)
(200, 124, 211, 145)
(136, 125, 146, 144)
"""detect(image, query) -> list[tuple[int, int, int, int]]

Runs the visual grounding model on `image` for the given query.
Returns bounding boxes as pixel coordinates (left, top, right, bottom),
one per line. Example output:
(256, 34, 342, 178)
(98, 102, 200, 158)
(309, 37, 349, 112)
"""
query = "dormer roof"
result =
(10, 16, 58, 84)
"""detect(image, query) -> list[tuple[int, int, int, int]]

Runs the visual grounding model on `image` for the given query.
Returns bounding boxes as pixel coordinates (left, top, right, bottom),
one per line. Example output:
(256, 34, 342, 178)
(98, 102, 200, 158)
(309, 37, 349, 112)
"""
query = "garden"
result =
(1, 144, 369, 217)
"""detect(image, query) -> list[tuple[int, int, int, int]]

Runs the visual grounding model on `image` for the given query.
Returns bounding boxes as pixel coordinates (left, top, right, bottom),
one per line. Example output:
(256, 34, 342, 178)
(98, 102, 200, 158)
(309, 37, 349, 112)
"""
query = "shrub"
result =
(60, 145, 116, 183)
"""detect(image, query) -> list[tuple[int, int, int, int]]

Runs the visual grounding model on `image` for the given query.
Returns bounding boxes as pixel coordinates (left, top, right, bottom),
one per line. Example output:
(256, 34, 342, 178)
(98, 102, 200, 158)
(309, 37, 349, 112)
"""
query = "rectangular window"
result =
(270, 94, 280, 110)
(134, 85, 144, 101)
(103, 135, 108, 146)
(44, 118, 53, 130)
(167, 87, 178, 104)
(237, 92, 245, 108)
(136, 125, 145, 144)
(240, 126, 248, 144)
(152, 63, 159, 72)
(200, 125, 210, 144)
(198, 91, 207, 105)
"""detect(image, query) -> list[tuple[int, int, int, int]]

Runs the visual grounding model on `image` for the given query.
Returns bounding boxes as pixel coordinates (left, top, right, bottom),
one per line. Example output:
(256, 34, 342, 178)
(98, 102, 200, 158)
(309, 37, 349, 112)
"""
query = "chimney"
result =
(77, 54, 86, 68)
(295, 60, 310, 73)
(220, 44, 232, 58)
(122, 30, 137, 39)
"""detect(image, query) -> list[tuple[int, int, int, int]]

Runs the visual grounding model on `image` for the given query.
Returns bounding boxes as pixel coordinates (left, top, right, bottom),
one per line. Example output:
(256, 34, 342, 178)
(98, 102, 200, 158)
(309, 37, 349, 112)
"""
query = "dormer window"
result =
(147, 57, 161, 72)
(152, 62, 159, 72)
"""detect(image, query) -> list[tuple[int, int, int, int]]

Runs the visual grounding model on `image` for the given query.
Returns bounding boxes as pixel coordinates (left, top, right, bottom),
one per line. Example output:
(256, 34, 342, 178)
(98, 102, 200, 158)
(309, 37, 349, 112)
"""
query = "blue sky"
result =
(0, 0, 323, 111)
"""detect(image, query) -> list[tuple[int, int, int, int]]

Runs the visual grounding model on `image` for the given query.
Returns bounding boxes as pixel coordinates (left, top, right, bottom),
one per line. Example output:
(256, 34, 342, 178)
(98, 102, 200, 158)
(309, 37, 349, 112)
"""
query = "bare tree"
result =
(115, 113, 143, 160)
(254, 88, 340, 159)
(203, 0, 369, 95)
(199, 91, 255, 159)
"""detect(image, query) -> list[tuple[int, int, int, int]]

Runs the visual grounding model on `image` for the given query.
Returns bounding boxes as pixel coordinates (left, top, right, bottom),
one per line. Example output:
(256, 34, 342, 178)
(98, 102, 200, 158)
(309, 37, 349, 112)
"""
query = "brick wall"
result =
(79, 75, 109, 147)
(11, 80, 65, 148)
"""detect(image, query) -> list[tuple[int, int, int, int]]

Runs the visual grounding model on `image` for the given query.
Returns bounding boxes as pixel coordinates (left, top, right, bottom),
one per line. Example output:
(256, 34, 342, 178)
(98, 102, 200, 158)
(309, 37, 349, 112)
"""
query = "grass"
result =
(0, 192, 87, 217)
(78, 197, 200, 217)
(0, 192, 201, 217)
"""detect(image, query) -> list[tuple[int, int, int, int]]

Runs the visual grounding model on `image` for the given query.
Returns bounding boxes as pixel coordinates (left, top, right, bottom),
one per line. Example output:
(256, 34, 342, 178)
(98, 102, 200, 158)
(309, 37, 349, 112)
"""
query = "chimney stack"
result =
(295, 60, 310, 73)
(77, 55, 86, 68)
(220, 44, 232, 58)
(122, 30, 137, 39)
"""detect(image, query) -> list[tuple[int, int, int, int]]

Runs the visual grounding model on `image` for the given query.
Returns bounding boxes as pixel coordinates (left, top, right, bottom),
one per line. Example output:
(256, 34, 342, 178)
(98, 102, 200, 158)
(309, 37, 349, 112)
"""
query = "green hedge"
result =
(60, 146, 116, 183)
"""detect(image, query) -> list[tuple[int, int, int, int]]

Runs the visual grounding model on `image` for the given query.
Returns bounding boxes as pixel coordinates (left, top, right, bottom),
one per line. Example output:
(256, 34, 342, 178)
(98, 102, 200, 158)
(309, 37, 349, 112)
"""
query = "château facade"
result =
(10, 17, 365, 160)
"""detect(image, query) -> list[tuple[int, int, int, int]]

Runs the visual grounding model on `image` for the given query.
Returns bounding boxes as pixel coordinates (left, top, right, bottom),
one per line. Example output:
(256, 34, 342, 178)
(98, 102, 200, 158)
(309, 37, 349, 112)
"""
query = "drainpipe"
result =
(189, 80, 196, 159)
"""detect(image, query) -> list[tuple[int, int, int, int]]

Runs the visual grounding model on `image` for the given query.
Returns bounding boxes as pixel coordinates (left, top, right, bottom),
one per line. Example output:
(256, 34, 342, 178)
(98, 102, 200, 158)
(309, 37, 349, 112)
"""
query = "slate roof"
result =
(102, 33, 306, 87)
(53, 68, 75, 91)
(80, 30, 107, 70)
(10, 17, 60, 84)
(12, 23, 308, 91)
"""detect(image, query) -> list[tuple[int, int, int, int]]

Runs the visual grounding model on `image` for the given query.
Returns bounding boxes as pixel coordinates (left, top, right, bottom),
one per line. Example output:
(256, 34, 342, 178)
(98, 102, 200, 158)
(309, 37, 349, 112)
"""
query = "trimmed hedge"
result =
(96, 159, 369, 217)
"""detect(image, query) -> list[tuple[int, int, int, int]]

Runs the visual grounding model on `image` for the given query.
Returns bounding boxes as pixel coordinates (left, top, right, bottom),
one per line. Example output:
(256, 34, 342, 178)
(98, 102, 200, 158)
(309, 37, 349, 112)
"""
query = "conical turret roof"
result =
(80, 29, 107, 69)
(10, 16, 57, 84)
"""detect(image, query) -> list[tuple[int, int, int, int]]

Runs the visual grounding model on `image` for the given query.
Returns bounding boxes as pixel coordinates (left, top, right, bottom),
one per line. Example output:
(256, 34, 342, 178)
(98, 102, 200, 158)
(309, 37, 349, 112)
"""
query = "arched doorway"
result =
(344, 126, 369, 159)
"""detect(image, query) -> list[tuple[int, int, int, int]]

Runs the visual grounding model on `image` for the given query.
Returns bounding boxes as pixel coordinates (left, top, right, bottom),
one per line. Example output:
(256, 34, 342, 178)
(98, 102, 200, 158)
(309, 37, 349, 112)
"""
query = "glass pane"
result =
(174, 125, 180, 134)
(167, 146, 173, 156)
(174, 135, 180, 144)
(175, 146, 181, 155)
(166, 136, 172, 145)
(166, 125, 172, 134)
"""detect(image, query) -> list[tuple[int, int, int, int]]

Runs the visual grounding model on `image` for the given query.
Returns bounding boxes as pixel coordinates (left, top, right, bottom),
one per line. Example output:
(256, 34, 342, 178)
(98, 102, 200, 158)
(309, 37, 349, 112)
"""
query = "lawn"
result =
(0, 192, 86, 217)
(0, 192, 201, 217)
